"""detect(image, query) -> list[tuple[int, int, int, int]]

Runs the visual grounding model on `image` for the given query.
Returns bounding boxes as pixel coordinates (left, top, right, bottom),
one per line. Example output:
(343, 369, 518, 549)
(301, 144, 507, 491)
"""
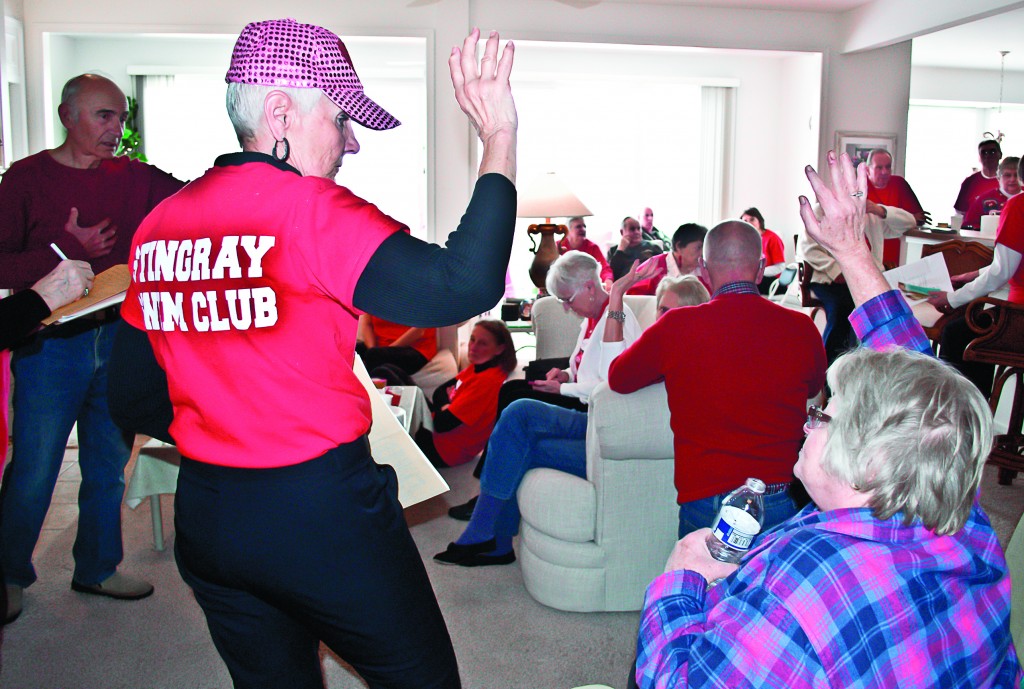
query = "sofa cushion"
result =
(588, 382, 673, 460)
(518, 468, 597, 543)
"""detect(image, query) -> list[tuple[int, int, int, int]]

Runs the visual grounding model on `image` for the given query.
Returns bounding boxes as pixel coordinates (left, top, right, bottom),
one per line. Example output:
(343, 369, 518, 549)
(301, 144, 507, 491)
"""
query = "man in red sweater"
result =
(0, 74, 184, 623)
(608, 221, 826, 538)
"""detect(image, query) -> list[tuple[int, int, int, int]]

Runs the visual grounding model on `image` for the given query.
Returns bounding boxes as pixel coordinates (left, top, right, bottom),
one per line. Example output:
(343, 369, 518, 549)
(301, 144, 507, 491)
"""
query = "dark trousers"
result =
(356, 344, 428, 386)
(809, 281, 857, 366)
(174, 439, 460, 689)
(939, 315, 995, 398)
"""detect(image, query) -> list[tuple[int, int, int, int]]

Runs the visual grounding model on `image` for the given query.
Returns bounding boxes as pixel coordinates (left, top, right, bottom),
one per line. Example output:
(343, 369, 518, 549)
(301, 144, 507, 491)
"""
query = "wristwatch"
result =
(607, 310, 626, 323)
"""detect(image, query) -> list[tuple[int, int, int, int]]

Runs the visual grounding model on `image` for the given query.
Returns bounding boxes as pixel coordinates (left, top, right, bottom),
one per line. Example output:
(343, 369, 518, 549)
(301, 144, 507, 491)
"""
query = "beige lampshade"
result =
(516, 172, 592, 219)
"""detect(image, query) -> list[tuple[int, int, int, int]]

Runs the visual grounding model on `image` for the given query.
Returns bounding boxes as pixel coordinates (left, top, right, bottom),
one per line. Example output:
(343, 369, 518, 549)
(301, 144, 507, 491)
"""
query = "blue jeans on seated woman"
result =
(471, 399, 589, 543)
(677, 487, 798, 542)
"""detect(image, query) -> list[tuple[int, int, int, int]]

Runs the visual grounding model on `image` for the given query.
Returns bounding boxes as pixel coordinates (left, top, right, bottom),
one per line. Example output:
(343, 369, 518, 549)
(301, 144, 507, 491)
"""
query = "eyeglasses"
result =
(980, 149, 1002, 156)
(805, 405, 832, 430)
(557, 290, 581, 311)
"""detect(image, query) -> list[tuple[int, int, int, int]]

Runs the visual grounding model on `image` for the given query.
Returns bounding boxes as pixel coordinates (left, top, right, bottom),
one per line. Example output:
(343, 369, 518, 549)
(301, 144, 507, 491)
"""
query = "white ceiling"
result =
(911, 7, 1024, 72)
(598, 0, 870, 8)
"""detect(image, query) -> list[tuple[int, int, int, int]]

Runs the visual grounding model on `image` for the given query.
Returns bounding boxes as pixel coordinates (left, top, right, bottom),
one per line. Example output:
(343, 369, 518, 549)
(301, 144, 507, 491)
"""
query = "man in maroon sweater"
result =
(0, 74, 184, 623)
(608, 221, 826, 538)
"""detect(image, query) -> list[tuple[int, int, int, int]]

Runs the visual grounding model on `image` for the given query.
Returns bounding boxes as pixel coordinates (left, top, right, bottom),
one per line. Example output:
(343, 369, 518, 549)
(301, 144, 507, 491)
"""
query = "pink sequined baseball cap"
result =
(226, 18, 400, 131)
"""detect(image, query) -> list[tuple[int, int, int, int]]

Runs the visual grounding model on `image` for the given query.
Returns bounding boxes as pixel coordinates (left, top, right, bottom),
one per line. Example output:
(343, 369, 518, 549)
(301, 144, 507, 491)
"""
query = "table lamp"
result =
(517, 172, 592, 292)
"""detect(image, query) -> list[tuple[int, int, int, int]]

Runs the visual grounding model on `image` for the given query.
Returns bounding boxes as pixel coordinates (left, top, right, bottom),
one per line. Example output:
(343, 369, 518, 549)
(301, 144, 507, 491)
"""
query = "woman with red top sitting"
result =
(357, 315, 438, 386)
(740, 207, 787, 295)
(414, 319, 516, 468)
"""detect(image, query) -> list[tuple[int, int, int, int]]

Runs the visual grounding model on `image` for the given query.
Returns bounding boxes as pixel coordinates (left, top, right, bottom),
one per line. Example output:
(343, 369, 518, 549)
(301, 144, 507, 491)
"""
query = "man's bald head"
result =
(701, 220, 764, 289)
(60, 74, 123, 123)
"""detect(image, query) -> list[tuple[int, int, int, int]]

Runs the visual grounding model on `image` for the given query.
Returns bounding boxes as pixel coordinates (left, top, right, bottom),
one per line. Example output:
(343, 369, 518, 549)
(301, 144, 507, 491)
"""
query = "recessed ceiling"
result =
(599, 0, 871, 8)
(912, 7, 1024, 72)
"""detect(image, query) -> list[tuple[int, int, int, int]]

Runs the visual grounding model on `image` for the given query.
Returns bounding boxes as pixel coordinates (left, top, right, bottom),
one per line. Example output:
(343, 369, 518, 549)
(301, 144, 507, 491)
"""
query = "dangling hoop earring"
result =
(271, 137, 290, 163)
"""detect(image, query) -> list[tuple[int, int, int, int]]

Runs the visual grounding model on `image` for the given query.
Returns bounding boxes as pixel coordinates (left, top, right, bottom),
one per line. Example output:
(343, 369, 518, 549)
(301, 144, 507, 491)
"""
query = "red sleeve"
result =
(897, 178, 924, 215)
(996, 195, 1024, 255)
(608, 316, 668, 393)
(446, 367, 504, 426)
(763, 230, 786, 264)
(0, 160, 63, 288)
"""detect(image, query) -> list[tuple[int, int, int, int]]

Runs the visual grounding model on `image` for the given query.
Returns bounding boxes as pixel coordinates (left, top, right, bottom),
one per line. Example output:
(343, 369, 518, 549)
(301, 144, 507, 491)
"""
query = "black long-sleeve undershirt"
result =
(108, 172, 517, 442)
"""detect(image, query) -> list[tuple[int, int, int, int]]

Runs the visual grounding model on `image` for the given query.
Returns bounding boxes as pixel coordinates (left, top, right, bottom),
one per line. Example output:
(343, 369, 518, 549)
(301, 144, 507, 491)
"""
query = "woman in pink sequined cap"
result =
(111, 17, 519, 689)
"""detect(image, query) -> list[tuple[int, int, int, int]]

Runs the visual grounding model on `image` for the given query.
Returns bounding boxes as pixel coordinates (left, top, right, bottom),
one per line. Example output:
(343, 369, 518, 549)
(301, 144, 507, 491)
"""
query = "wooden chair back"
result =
(921, 239, 993, 276)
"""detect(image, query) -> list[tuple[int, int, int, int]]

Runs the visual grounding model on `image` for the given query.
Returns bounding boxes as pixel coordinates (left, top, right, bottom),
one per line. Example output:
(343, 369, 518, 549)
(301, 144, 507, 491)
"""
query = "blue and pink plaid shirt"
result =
(636, 290, 1021, 688)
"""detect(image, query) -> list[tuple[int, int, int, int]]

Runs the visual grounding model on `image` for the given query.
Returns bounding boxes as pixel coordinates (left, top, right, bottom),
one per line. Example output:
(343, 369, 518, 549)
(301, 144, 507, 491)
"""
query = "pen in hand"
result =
(49, 243, 89, 296)
(50, 243, 69, 261)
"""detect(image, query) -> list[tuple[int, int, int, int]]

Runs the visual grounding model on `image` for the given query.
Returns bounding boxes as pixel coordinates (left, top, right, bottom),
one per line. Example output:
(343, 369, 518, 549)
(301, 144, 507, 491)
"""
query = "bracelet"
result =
(607, 310, 626, 322)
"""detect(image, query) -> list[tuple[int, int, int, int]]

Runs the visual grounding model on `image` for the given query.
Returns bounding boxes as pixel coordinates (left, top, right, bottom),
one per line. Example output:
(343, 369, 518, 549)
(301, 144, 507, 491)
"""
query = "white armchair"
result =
(531, 295, 659, 360)
(517, 380, 678, 612)
(409, 325, 461, 400)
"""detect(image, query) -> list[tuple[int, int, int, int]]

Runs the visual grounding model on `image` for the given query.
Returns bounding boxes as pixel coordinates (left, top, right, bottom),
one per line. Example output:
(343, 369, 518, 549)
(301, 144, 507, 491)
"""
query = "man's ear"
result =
(755, 257, 766, 285)
(57, 102, 73, 129)
(263, 91, 293, 142)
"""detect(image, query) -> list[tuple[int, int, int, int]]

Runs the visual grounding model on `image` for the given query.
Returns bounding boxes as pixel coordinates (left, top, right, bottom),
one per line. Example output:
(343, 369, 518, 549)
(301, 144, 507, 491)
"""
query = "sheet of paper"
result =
(355, 358, 449, 508)
(882, 254, 953, 296)
(42, 264, 130, 325)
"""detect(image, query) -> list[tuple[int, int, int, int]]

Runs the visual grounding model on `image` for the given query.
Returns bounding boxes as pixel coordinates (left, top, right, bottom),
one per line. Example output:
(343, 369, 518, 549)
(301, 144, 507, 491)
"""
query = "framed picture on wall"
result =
(834, 131, 898, 168)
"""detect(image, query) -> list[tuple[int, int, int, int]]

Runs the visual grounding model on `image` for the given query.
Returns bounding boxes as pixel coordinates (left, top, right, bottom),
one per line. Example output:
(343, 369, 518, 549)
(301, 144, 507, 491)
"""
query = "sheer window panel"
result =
(907, 103, 1024, 218)
(508, 77, 704, 297)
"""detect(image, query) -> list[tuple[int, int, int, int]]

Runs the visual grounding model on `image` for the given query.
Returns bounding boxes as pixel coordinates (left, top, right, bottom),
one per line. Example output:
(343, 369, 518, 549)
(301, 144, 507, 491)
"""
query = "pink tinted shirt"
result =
(122, 155, 401, 467)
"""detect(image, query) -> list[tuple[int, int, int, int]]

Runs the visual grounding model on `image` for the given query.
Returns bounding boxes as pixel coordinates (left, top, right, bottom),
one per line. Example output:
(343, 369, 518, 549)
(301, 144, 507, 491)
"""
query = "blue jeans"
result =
(677, 486, 798, 542)
(1, 322, 131, 586)
(480, 399, 589, 538)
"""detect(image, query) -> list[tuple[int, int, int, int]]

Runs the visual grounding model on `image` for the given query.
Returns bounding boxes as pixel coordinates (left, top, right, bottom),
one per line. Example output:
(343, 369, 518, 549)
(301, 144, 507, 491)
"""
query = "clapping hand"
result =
(611, 259, 659, 300)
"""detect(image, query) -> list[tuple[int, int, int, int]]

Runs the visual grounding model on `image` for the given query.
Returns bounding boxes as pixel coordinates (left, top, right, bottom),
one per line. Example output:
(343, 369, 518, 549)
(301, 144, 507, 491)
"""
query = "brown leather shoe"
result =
(4, 584, 23, 623)
(71, 572, 154, 600)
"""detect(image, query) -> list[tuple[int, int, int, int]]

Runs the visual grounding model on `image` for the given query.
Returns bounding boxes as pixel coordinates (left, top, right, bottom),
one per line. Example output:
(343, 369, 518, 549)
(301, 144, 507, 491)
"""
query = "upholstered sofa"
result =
(517, 379, 678, 612)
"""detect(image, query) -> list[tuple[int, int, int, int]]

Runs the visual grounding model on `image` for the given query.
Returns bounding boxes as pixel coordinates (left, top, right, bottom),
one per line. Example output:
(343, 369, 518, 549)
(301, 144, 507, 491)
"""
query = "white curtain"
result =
(699, 86, 735, 226)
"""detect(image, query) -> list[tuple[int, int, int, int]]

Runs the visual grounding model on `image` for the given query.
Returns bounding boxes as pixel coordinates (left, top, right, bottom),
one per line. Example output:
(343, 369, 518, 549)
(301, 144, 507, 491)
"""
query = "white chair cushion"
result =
(518, 468, 596, 543)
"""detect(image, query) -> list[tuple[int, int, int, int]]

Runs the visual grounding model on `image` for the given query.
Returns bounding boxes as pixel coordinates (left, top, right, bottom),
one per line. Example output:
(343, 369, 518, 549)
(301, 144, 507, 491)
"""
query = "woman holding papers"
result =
(109, 19, 517, 689)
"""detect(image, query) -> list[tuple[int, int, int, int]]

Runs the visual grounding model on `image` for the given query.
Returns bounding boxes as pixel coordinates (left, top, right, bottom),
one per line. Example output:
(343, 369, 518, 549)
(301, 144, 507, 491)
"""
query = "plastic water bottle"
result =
(706, 478, 766, 563)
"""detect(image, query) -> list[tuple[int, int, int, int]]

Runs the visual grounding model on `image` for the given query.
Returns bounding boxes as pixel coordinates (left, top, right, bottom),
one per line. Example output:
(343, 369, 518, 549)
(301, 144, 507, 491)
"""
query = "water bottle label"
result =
(711, 506, 761, 550)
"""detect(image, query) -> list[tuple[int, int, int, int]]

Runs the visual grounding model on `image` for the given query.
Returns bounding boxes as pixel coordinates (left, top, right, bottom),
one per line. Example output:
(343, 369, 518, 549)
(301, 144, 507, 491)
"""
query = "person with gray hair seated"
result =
(634, 151, 1021, 689)
(435, 251, 644, 566)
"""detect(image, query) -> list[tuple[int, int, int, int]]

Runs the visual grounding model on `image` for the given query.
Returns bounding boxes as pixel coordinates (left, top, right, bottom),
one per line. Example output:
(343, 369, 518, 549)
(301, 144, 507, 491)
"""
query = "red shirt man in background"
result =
(557, 216, 613, 287)
(865, 148, 928, 266)
(955, 139, 1002, 218)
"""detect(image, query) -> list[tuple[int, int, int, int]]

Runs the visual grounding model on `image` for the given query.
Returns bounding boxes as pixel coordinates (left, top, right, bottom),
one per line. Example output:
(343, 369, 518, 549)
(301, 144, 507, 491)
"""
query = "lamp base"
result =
(527, 223, 566, 293)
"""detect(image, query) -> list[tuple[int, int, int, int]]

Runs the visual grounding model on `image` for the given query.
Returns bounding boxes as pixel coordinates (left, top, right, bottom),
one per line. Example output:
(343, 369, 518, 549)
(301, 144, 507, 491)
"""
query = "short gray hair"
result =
(225, 82, 324, 145)
(822, 348, 993, 535)
(546, 252, 600, 301)
(656, 275, 709, 308)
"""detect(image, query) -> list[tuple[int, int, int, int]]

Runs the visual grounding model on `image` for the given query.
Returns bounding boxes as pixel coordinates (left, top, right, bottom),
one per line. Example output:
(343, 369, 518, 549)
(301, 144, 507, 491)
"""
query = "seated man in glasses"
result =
(633, 152, 1020, 689)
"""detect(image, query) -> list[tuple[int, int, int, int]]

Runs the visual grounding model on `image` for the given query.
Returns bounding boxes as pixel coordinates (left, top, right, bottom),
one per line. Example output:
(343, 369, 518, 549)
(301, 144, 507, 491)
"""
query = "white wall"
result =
(18, 0, 919, 251)
(911, 66, 1024, 105)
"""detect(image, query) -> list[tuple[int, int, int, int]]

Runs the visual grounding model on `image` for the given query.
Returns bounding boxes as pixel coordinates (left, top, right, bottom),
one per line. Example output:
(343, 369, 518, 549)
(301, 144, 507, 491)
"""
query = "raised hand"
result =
(64, 207, 117, 258)
(31, 259, 94, 312)
(449, 29, 517, 181)
(798, 151, 868, 259)
(449, 29, 516, 142)
(611, 259, 659, 300)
